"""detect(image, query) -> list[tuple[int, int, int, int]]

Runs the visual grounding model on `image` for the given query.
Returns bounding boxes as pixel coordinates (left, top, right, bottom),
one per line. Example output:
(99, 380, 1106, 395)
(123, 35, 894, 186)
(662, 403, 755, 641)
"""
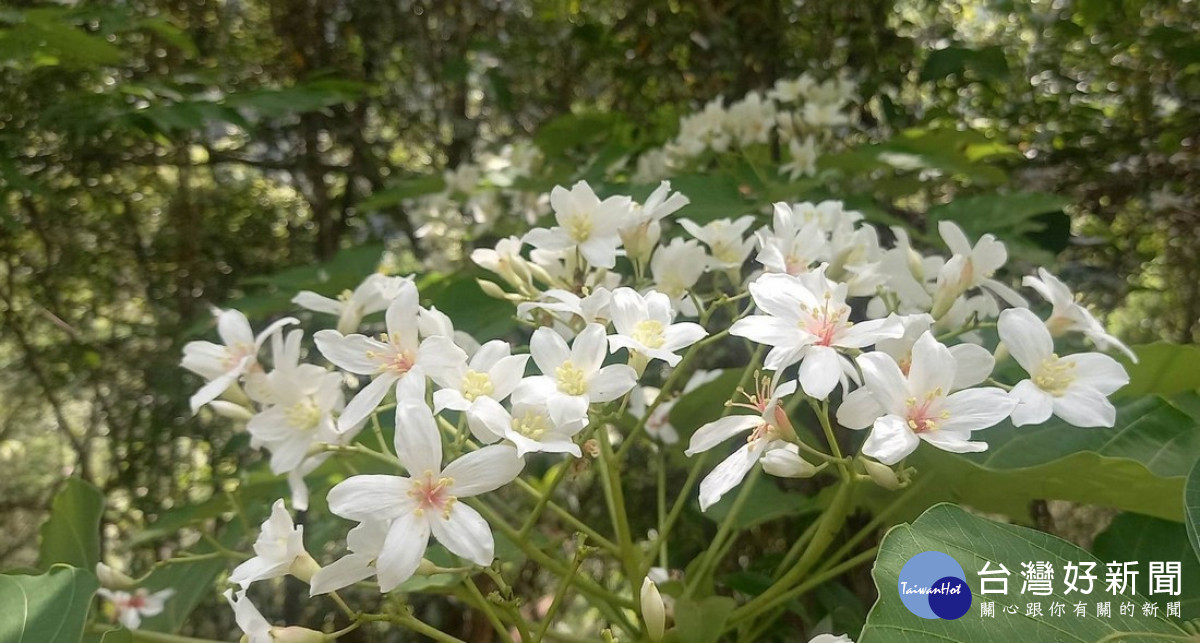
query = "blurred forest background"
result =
(0, 0, 1197, 636)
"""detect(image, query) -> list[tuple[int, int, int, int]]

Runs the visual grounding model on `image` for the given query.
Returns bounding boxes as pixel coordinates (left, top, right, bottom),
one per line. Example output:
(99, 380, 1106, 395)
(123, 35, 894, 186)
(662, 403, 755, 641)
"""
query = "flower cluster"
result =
(178, 176, 1132, 639)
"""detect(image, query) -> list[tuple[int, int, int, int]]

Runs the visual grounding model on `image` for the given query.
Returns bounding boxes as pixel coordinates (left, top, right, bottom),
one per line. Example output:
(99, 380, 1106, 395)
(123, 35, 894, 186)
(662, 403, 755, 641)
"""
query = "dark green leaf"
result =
(0, 565, 99, 643)
(38, 477, 104, 571)
(860, 504, 1190, 641)
(1185, 459, 1200, 566)
(1120, 343, 1200, 398)
(1092, 512, 1200, 616)
(672, 595, 735, 643)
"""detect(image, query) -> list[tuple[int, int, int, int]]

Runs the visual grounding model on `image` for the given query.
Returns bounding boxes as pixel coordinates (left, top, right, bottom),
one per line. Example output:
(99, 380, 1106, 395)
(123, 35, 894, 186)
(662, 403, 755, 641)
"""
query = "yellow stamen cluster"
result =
(555, 360, 588, 396)
(566, 216, 593, 242)
(461, 370, 494, 401)
(1034, 354, 1076, 396)
(512, 410, 549, 440)
(409, 472, 457, 519)
(284, 399, 323, 431)
(632, 319, 666, 349)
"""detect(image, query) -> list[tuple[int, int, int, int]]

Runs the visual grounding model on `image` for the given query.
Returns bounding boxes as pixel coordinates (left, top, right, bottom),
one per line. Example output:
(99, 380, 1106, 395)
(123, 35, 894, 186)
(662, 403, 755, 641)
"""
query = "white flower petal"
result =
(685, 415, 762, 456)
(862, 415, 920, 465)
(939, 388, 1016, 433)
(1009, 380, 1054, 426)
(1053, 386, 1117, 428)
(530, 327, 570, 374)
(1067, 353, 1129, 395)
(376, 513, 430, 592)
(314, 331, 385, 375)
(698, 442, 764, 511)
(443, 444, 525, 497)
(997, 308, 1053, 374)
(571, 323, 609, 374)
(337, 373, 397, 433)
(589, 365, 638, 402)
(856, 352, 907, 413)
(394, 401, 443, 475)
(309, 553, 376, 596)
(327, 475, 413, 522)
(798, 345, 842, 399)
(430, 503, 494, 567)
(949, 343, 995, 390)
(907, 332, 955, 397)
(836, 387, 883, 430)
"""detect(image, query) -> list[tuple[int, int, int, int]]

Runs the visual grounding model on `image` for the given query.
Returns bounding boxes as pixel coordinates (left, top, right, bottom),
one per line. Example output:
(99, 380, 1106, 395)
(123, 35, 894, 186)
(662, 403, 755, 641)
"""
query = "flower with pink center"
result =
(684, 374, 805, 510)
(326, 401, 524, 591)
(730, 269, 904, 399)
(836, 331, 1016, 465)
(181, 308, 297, 414)
(97, 587, 175, 629)
(314, 281, 467, 432)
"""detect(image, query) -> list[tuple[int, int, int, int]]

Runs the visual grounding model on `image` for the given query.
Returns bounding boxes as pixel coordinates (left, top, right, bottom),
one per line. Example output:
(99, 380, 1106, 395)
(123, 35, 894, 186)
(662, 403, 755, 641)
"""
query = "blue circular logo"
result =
(897, 551, 972, 620)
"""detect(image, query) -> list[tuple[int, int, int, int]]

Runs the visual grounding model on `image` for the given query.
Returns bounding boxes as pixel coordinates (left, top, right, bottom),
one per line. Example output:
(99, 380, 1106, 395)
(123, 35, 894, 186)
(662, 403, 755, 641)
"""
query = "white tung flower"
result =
(998, 308, 1129, 428)
(932, 221, 1027, 316)
(246, 366, 344, 475)
(292, 273, 410, 335)
(523, 180, 632, 269)
(680, 216, 757, 271)
(432, 339, 529, 416)
(97, 587, 175, 630)
(838, 332, 1016, 465)
(224, 589, 324, 643)
(469, 397, 589, 457)
(228, 499, 316, 588)
(314, 282, 467, 432)
(780, 135, 819, 180)
(730, 270, 904, 399)
(685, 376, 798, 511)
(754, 202, 829, 275)
(1023, 268, 1136, 362)
(327, 402, 524, 591)
(608, 288, 707, 367)
(181, 308, 297, 414)
(651, 238, 710, 317)
(513, 324, 638, 424)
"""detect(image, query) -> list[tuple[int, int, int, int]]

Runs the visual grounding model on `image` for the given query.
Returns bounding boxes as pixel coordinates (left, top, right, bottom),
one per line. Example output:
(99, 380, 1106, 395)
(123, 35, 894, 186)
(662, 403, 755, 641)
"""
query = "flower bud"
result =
(761, 445, 816, 479)
(861, 458, 900, 490)
(477, 279, 511, 301)
(641, 577, 666, 642)
(95, 562, 137, 590)
(208, 401, 254, 422)
(268, 626, 326, 643)
(288, 552, 321, 584)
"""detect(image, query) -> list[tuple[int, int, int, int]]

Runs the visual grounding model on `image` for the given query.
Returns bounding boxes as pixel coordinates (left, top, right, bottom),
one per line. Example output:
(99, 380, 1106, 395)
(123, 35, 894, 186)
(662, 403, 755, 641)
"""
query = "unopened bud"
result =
(861, 458, 901, 490)
(640, 578, 666, 642)
(209, 401, 254, 422)
(477, 279, 510, 301)
(268, 626, 326, 643)
(95, 562, 137, 590)
(761, 445, 816, 479)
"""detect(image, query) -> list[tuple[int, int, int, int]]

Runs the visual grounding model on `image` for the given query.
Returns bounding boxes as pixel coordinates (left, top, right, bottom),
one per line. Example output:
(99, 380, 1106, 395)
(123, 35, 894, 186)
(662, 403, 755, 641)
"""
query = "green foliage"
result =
(668, 595, 735, 643)
(1185, 459, 1200, 565)
(0, 565, 98, 643)
(1121, 343, 1200, 398)
(1093, 512, 1200, 615)
(907, 395, 1200, 521)
(38, 478, 104, 571)
(860, 504, 1188, 642)
(702, 474, 819, 530)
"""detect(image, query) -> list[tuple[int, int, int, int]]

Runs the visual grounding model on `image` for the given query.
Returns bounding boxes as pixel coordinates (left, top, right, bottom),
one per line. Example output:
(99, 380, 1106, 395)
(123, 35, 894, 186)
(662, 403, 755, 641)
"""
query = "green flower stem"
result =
(511, 476, 620, 554)
(327, 619, 362, 639)
(518, 459, 570, 540)
(533, 546, 589, 642)
(813, 474, 932, 577)
(597, 426, 642, 591)
(460, 578, 516, 643)
(395, 612, 470, 643)
(328, 590, 356, 620)
(467, 498, 637, 613)
(656, 448, 668, 569)
(321, 442, 400, 468)
(370, 412, 391, 455)
(641, 449, 709, 579)
(809, 399, 849, 479)
(683, 467, 763, 599)
(729, 478, 856, 627)
(739, 546, 879, 642)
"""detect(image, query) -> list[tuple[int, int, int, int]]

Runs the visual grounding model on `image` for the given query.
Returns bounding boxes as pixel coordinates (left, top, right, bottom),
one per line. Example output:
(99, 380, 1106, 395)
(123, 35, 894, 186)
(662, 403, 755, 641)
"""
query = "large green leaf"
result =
(1185, 459, 1200, 565)
(1092, 512, 1200, 616)
(38, 477, 104, 571)
(860, 504, 1189, 642)
(0, 565, 99, 643)
(669, 595, 735, 643)
(1120, 343, 1200, 398)
(905, 395, 1200, 521)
